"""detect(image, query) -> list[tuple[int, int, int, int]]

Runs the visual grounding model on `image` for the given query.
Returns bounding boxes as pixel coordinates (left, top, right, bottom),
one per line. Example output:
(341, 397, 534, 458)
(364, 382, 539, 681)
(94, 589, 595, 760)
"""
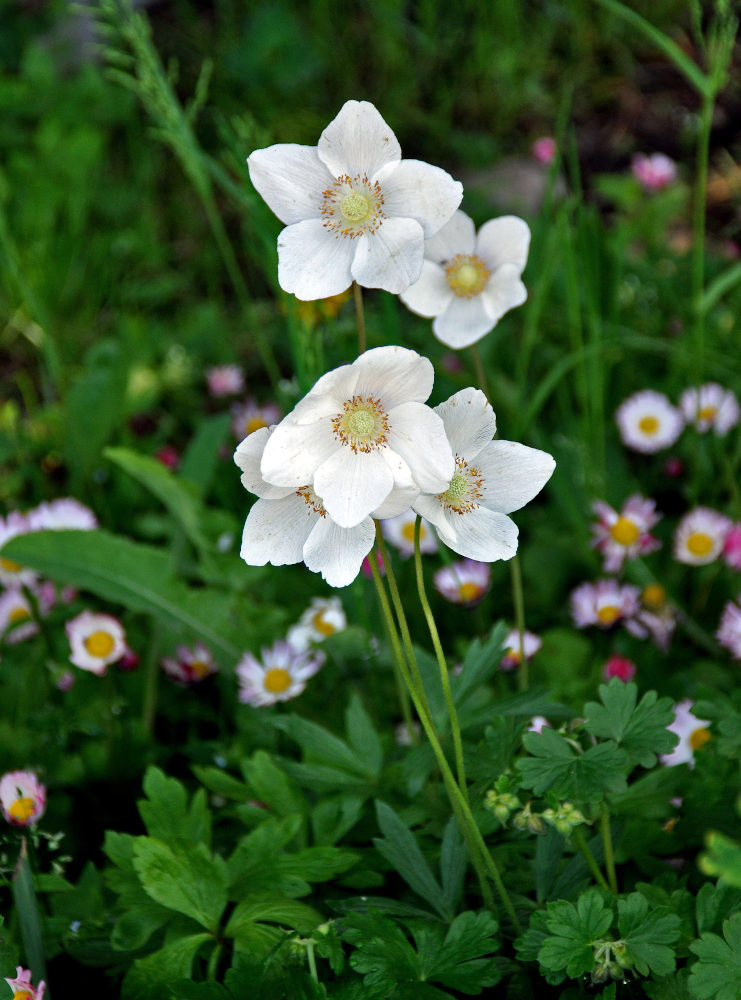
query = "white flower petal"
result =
(399, 260, 454, 318)
(477, 440, 556, 513)
(354, 345, 434, 409)
(432, 295, 494, 349)
(476, 216, 530, 273)
(481, 263, 527, 323)
(314, 448, 394, 528)
(423, 210, 477, 263)
(260, 417, 338, 487)
(378, 159, 463, 238)
(240, 494, 314, 567)
(412, 493, 454, 540)
(317, 100, 401, 179)
(439, 506, 519, 561)
(277, 219, 355, 300)
(435, 388, 497, 458)
(351, 216, 425, 294)
(387, 402, 454, 493)
(290, 364, 359, 425)
(234, 427, 293, 499)
(373, 476, 420, 519)
(247, 144, 332, 225)
(303, 516, 375, 587)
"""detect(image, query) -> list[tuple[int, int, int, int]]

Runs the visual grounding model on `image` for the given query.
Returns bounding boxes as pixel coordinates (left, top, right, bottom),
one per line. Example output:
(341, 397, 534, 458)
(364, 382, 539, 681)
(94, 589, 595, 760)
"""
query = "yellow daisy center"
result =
(263, 667, 292, 694)
(439, 457, 485, 514)
(332, 395, 390, 453)
(610, 516, 641, 546)
(689, 726, 711, 751)
(686, 532, 713, 557)
(9, 605, 30, 624)
(642, 583, 666, 609)
(444, 254, 490, 298)
(698, 405, 717, 422)
(246, 416, 268, 434)
(0, 556, 22, 573)
(638, 415, 659, 435)
(312, 610, 336, 637)
(597, 605, 620, 625)
(9, 796, 35, 823)
(12, 990, 32, 1000)
(190, 659, 211, 679)
(321, 173, 386, 238)
(84, 630, 116, 658)
(459, 582, 484, 603)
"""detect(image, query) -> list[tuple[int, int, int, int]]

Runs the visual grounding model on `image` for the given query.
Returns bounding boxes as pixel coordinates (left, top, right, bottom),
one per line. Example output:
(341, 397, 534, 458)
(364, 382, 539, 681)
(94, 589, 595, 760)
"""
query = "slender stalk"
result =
(471, 343, 490, 399)
(371, 542, 416, 742)
(413, 517, 467, 792)
(509, 555, 528, 691)
(142, 627, 162, 735)
(353, 281, 366, 353)
(690, 90, 713, 381)
(571, 826, 611, 891)
(306, 940, 319, 984)
(600, 805, 618, 893)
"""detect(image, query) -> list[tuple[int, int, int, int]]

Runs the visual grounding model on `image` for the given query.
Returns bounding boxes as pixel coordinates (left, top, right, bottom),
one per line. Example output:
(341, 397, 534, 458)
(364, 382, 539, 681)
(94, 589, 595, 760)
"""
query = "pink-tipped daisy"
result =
(236, 640, 325, 707)
(673, 507, 731, 566)
(161, 643, 218, 685)
(0, 587, 38, 644)
(660, 700, 711, 768)
(381, 509, 438, 558)
(206, 364, 245, 398)
(286, 596, 347, 652)
(532, 137, 557, 165)
(231, 397, 282, 441)
(0, 771, 46, 827)
(4, 967, 46, 1000)
(717, 597, 741, 659)
(27, 497, 98, 532)
(591, 494, 661, 572)
(631, 153, 677, 192)
(66, 610, 130, 676)
(434, 559, 491, 606)
(570, 579, 640, 629)
(724, 524, 741, 570)
(615, 390, 683, 453)
(0, 511, 37, 588)
(500, 628, 542, 670)
(679, 383, 740, 436)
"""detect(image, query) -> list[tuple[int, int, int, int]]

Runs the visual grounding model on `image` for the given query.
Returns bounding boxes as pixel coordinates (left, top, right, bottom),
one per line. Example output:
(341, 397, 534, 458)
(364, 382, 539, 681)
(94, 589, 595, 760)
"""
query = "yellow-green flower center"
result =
(9, 796, 35, 824)
(332, 395, 389, 453)
(321, 173, 386, 238)
(190, 659, 211, 679)
(445, 254, 490, 298)
(264, 667, 292, 694)
(340, 191, 371, 222)
(686, 531, 713, 557)
(439, 457, 484, 514)
(12, 989, 32, 1000)
(84, 630, 115, 658)
(638, 415, 659, 435)
(610, 516, 641, 546)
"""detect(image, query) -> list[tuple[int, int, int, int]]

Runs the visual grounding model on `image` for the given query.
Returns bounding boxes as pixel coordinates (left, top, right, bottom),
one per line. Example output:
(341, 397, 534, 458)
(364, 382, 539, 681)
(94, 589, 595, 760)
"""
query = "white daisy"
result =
(433, 559, 491, 606)
(26, 497, 98, 532)
(399, 210, 530, 349)
(660, 700, 711, 768)
(230, 397, 282, 440)
(615, 390, 684, 453)
(591, 494, 661, 572)
(4, 968, 46, 1000)
(287, 596, 347, 652)
(0, 770, 46, 827)
(0, 511, 37, 588)
(717, 597, 741, 659)
(0, 586, 39, 644)
(570, 579, 641, 629)
(66, 610, 130, 676)
(236, 640, 324, 707)
(259, 346, 453, 529)
(412, 387, 555, 561)
(247, 100, 462, 300)
(161, 643, 219, 684)
(679, 383, 740, 436)
(206, 364, 245, 398)
(500, 628, 542, 670)
(382, 509, 438, 558)
(673, 507, 731, 565)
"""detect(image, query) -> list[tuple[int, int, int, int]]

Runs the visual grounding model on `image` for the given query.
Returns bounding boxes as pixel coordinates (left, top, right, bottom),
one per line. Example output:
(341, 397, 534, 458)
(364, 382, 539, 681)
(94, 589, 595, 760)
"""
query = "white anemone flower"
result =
(399, 210, 530, 349)
(679, 383, 740, 436)
(259, 346, 452, 529)
(412, 387, 555, 561)
(673, 507, 731, 566)
(236, 641, 324, 707)
(66, 610, 130, 675)
(247, 100, 463, 300)
(615, 390, 684, 453)
(287, 596, 347, 652)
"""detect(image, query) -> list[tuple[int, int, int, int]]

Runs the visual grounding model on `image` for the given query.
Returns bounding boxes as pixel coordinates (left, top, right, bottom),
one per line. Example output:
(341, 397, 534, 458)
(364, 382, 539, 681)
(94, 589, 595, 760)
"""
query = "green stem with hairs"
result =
(600, 804, 618, 893)
(471, 343, 490, 399)
(509, 554, 528, 691)
(571, 826, 611, 892)
(353, 281, 367, 354)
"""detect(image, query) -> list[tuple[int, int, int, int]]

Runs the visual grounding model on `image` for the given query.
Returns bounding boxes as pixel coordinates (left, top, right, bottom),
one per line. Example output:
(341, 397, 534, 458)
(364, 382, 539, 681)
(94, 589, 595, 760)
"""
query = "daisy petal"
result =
(481, 263, 527, 322)
(432, 295, 494, 349)
(423, 210, 477, 263)
(435, 388, 497, 458)
(351, 216, 425, 294)
(476, 216, 531, 272)
(247, 144, 332, 225)
(303, 516, 375, 587)
(314, 448, 394, 528)
(277, 219, 355, 300)
(317, 100, 401, 179)
(354, 345, 434, 409)
(240, 494, 314, 567)
(399, 260, 454, 318)
(388, 401, 454, 493)
(378, 159, 463, 237)
(477, 440, 556, 513)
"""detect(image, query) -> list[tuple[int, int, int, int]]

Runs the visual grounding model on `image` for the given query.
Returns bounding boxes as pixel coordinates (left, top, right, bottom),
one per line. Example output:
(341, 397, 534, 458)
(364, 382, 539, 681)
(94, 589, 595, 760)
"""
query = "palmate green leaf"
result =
(618, 893, 681, 977)
(224, 893, 321, 944)
(1, 529, 242, 661)
(271, 714, 377, 780)
(699, 831, 741, 888)
(517, 728, 628, 800)
(121, 932, 214, 1000)
(421, 911, 500, 993)
(240, 750, 308, 820)
(373, 801, 449, 921)
(584, 680, 677, 769)
(133, 839, 228, 932)
(644, 969, 693, 999)
(695, 884, 741, 936)
(689, 914, 741, 1000)
(538, 890, 614, 978)
(138, 766, 212, 851)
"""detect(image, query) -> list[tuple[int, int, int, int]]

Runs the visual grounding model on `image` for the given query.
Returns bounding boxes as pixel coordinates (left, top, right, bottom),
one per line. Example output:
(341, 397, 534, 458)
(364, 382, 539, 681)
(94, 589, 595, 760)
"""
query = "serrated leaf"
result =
(345, 693, 383, 778)
(224, 894, 321, 939)
(138, 766, 211, 850)
(345, 912, 421, 988)
(121, 932, 213, 1000)
(699, 831, 741, 888)
(618, 893, 681, 976)
(133, 839, 228, 932)
(240, 750, 308, 819)
(426, 911, 500, 993)
(689, 914, 741, 1000)
(584, 680, 677, 769)
(373, 801, 448, 920)
(517, 728, 628, 800)
(538, 890, 614, 978)
(271, 715, 373, 779)
(695, 884, 741, 936)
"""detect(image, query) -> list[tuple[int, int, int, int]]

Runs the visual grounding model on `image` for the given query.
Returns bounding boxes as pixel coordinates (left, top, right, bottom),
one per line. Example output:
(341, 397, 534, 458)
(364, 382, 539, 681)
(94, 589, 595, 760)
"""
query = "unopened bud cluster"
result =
(484, 789, 521, 823)
(541, 802, 586, 836)
(512, 800, 547, 835)
(592, 940, 631, 983)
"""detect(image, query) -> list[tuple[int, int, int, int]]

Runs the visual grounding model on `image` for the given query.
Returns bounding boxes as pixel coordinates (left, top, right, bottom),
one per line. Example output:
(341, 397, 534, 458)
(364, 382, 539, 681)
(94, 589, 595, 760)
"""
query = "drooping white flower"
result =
(717, 596, 741, 660)
(399, 210, 530, 349)
(247, 100, 463, 300)
(161, 643, 219, 685)
(679, 383, 740, 436)
(259, 346, 453, 529)
(591, 494, 661, 572)
(236, 640, 324, 707)
(287, 596, 347, 652)
(433, 559, 491, 605)
(615, 390, 684, 453)
(660, 700, 711, 768)
(673, 507, 731, 566)
(66, 610, 130, 675)
(570, 579, 641, 629)
(0, 771, 46, 827)
(412, 387, 555, 561)
(382, 508, 437, 558)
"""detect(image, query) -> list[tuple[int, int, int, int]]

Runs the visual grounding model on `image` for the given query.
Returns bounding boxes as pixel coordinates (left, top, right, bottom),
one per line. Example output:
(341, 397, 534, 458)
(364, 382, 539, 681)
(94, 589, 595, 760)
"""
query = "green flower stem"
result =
(600, 804, 618, 893)
(413, 516, 468, 793)
(306, 940, 319, 984)
(508, 554, 528, 691)
(571, 826, 611, 892)
(470, 343, 490, 400)
(353, 281, 367, 354)
(142, 625, 162, 736)
(690, 89, 713, 381)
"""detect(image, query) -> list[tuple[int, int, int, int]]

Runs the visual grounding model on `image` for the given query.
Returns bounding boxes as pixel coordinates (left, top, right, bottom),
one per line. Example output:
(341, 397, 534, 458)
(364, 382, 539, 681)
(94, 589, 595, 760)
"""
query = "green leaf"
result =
(345, 912, 421, 988)
(12, 840, 47, 987)
(311, 794, 365, 846)
(1, 529, 242, 661)
(618, 893, 681, 977)
(224, 894, 320, 939)
(538, 889, 614, 978)
(373, 801, 449, 920)
(439, 817, 466, 917)
(699, 831, 741, 888)
(517, 728, 628, 800)
(695, 884, 741, 936)
(240, 750, 308, 819)
(345, 693, 383, 778)
(133, 839, 228, 932)
(138, 766, 212, 850)
(178, 412, 231, 497)
(689, 914, 741, 1000)
(425, 911, 500, 993)
(121, 932, 213, 1000)
(450, 623, 508, 707)
(644, 969, 693, 999)
(584, 680, 677, 769)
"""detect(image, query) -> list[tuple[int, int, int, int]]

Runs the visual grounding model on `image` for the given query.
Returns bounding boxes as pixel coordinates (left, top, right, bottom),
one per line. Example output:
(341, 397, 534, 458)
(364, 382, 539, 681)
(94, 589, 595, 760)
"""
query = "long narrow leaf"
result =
(13, 840, 49, 996)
